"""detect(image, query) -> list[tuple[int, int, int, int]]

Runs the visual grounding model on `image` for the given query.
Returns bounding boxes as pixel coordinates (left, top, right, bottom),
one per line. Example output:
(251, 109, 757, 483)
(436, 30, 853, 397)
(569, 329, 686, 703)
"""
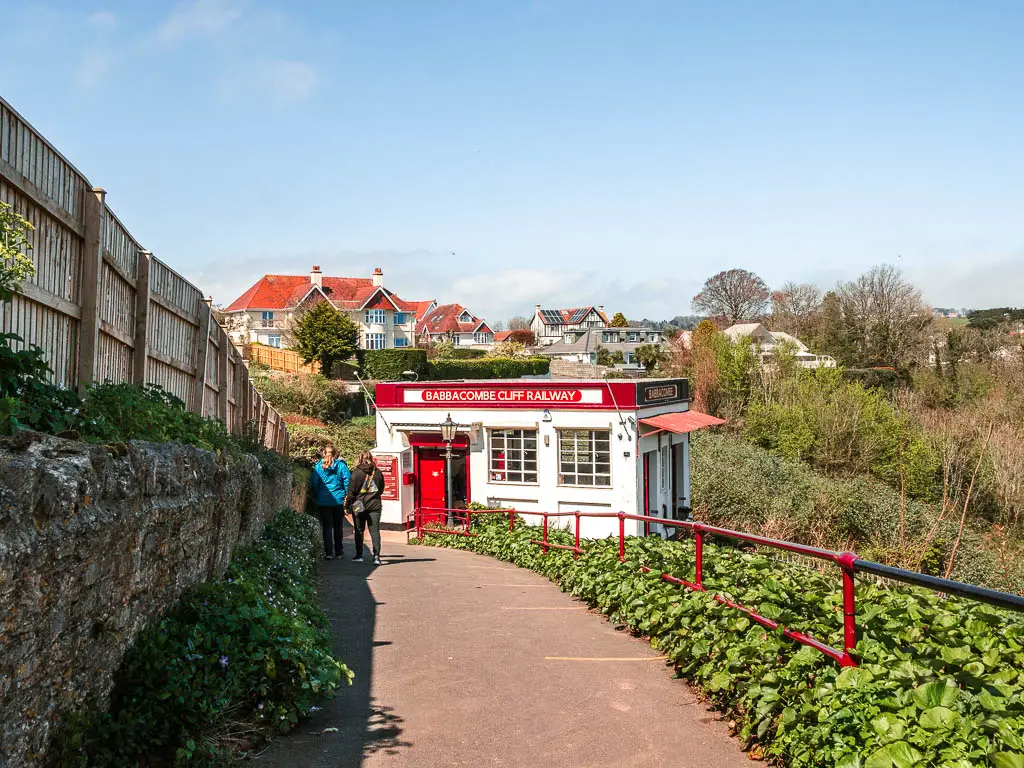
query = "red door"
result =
(416, 449, 447, 523)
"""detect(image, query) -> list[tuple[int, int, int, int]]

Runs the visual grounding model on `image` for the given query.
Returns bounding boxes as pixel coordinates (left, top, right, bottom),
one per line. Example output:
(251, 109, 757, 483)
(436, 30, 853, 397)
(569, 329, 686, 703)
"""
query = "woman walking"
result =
(346, 451, 386, 565)
(309, 443, 351, 560)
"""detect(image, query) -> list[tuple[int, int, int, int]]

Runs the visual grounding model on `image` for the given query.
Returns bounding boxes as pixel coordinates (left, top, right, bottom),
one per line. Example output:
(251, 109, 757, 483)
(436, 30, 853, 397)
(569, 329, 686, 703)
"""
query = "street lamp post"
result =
(440, 413, 457, 526)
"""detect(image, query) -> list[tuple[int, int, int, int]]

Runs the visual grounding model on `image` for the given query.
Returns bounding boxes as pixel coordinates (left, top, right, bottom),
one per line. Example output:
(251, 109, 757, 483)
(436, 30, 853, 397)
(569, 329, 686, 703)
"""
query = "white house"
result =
(531, 306, 609, 346)
(537, 326, 666, 367)
(222, 266, 435, 350)
(418, 304, 495, 349)
(371, 379, 725, 539)
(723, 323, 836, 368)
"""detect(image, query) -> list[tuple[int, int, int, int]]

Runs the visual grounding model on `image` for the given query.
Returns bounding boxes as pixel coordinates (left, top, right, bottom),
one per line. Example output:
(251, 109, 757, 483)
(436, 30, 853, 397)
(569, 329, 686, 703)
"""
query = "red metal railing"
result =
(412, 506, 1024, 669)
(413, 506, 857, 666)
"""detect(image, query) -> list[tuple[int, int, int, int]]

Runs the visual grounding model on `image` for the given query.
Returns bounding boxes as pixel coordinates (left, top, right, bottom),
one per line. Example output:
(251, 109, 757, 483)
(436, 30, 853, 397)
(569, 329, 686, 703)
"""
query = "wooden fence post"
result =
(132, 250, 152, 386)
(77, 187, 106, 395)
(217, 328, 229, 422)
(192, 299, 212, 415)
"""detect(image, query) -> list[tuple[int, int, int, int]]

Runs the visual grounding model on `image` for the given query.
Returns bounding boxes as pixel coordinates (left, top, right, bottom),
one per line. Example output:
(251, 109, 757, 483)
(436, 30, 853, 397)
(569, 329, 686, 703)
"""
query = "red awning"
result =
(638, 410, 726, 435)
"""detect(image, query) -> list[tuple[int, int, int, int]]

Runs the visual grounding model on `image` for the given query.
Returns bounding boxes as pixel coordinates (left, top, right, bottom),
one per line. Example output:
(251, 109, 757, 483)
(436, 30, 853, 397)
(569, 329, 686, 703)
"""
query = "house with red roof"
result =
(222, 266, 435, 350)
(530, 305, 609, 346)
(418, 304, 495, 349)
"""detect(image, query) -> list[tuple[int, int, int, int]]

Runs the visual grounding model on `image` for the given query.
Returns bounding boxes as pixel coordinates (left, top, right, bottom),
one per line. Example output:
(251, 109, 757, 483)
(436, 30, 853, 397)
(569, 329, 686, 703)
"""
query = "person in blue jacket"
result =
(309, 443, 351, 560)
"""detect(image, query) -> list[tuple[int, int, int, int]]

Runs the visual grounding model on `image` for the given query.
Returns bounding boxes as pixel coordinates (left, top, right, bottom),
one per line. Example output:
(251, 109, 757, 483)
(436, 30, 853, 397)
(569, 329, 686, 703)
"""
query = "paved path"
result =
(256, 537, 748, 767)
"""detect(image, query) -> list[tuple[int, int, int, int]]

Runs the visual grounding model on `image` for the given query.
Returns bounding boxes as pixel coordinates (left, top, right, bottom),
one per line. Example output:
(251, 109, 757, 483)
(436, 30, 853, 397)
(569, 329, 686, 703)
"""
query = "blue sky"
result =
(2, 1, 1022, 321)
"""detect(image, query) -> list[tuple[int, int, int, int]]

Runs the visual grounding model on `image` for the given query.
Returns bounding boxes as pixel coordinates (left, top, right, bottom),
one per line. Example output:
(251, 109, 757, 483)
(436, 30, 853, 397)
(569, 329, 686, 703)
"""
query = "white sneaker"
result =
(352, 556, 364, 563)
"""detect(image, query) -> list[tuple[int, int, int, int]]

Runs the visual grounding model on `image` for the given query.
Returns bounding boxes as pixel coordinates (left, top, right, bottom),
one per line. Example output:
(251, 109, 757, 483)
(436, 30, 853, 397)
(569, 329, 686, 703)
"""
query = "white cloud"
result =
(77, 48, 112, 88)
(262, 60, 318, 104)
(87, 11, 117, 30)
(156, 0, 242, 46)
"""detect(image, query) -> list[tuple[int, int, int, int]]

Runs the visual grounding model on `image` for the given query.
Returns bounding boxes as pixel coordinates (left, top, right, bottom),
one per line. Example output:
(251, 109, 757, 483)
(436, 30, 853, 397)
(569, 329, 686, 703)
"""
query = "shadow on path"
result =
(255, 551, 428, 766)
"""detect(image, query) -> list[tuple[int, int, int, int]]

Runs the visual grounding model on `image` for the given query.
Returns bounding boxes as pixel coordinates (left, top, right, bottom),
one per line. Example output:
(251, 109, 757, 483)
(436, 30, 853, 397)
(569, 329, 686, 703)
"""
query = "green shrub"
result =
(0, 333, 79, 435)
(446, 348, 488, 360)
(251, 373, 358, 424)
(288, 420, 375, 466)
(359, 348, 429, 380)
(75, 383, 234, 452)
(428, 357, 549, 380)
(842, 367, 904, 391)
(421, 516, 1024, 768)
(57, 509, 351, 766)
(691, 432, 1024, 591)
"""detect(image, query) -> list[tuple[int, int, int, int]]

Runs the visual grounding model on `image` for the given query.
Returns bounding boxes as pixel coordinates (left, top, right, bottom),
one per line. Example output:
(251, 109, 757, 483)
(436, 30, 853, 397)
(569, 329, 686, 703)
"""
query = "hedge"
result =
(445, 348, 488, 360)
(359, 349, 429, 380)
(428, 357, 549, 380)
(419, 516, 1024, 768)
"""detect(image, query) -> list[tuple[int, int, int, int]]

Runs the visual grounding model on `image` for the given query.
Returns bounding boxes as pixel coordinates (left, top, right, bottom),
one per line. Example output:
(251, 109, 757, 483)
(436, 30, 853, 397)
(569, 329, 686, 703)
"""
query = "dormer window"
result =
(459, 311, 473, 324)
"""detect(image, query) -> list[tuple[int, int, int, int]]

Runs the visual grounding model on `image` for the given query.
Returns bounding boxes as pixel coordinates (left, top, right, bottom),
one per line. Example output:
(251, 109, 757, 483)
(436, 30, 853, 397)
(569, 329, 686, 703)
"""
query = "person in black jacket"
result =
(345, 451, 386, 565)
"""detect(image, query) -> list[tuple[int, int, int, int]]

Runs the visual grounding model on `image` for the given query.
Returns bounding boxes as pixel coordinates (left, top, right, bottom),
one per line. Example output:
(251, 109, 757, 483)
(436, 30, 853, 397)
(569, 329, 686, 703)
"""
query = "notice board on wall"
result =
(377, 454, 399, 500)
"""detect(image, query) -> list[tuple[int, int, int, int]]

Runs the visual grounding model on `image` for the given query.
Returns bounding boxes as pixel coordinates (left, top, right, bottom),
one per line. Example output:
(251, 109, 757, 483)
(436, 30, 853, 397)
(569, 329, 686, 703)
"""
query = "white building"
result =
(222, 266, 435, 350)
(418, 304, 495, 349)
(531, 306, 609, 346)
(371, 378, 724, 539)
(537, 326, 666, 367)
(723, 323, 836, 369)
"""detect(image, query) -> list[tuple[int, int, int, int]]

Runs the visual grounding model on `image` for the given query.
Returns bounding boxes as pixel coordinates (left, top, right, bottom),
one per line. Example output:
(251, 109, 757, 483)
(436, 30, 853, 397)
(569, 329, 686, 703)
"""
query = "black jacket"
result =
(345, 466, 385, 515)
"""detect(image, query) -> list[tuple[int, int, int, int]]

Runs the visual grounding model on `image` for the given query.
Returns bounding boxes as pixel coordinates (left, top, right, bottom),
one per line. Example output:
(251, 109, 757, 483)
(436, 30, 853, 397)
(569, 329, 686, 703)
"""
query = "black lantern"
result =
(440, 413, 458, 446)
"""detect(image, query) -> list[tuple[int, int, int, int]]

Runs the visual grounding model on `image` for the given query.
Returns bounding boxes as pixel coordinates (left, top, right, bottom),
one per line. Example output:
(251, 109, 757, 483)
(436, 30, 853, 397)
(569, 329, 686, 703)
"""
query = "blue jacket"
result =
(309, 459, 351, 507)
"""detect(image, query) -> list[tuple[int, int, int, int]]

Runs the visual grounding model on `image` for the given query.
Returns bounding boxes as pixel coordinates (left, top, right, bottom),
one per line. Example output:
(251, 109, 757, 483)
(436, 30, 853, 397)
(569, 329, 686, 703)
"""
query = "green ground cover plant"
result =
(419, 515, 1024, 768)
(58, 509, 351, 766)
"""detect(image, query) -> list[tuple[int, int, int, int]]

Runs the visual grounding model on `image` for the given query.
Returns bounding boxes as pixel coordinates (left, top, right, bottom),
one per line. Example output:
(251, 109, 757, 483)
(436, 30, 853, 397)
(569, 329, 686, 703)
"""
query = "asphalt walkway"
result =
(256, 536, 748, 767)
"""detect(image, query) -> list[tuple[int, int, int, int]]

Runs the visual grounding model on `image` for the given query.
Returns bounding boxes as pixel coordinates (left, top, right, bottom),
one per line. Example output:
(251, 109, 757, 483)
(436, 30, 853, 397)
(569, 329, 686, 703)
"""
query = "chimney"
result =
(310, 265, 323, 289)
(372, 267, 384, 288)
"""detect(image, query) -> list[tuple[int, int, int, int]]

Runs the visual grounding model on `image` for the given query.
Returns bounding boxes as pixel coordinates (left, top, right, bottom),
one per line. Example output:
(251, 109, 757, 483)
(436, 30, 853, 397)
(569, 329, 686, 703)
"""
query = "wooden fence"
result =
(0, 97, 288, 455)
(244, 343, 320, 375)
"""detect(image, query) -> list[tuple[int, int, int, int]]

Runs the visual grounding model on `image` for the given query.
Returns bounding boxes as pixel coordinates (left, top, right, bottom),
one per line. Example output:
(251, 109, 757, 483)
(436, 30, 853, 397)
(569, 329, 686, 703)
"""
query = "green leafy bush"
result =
(445, 348, 488, 360)
(359, 348, 429, 380)
(287, 418, 375, 466)
(75, 383, 234, 451)
(692, 432, 1024, 592)
(251, 372, 360, 423)
(57, 509, 351, 766)
(0, 333, 79, 435)
(428, 357, 549, 380)
(421, 516, 1024, 768)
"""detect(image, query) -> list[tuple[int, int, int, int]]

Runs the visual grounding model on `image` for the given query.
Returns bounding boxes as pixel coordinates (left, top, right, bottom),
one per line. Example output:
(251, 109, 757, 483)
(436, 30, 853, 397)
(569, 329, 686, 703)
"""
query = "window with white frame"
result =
(558, 429, 611, 486)
(475, 332, 491, 344)
(452, 335, 462, 345)
(365, 309, 386, 325)
(628, 332, 638, 342)
(393, 312, 406, 325)
(365, 333, 386, 350)
(394, 337, 409, 348)
(267, 334, 281, 348)
(459, 311, 473, 323)
(660, 443, 671, 491)
(489, 429, 538, 483)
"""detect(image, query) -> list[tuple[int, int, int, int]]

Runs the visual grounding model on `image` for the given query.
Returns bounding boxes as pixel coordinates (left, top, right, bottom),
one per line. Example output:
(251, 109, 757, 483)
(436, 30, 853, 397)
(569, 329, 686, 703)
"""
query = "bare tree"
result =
(837, 264, 931, 367)
(691, 269, 770, 324)
(771, 281, 822, 339)
(508, 315, 532, 331)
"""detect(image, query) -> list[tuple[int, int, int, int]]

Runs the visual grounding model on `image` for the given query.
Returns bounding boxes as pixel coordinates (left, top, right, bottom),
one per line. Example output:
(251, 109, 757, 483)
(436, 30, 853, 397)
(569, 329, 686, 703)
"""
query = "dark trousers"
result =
(317, 504, 346, 557)
(353, 510, 382, 558)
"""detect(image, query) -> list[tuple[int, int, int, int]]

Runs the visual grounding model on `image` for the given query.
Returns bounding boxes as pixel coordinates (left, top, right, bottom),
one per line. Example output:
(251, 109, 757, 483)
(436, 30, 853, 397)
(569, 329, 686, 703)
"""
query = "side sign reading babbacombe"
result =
(637, 380, 689, 406)
(403, 387, 604, 405)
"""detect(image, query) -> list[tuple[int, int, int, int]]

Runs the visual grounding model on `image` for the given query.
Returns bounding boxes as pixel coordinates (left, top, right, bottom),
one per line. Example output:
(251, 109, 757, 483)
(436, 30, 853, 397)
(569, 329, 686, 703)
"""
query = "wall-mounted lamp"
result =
(542, 409, 552, 422)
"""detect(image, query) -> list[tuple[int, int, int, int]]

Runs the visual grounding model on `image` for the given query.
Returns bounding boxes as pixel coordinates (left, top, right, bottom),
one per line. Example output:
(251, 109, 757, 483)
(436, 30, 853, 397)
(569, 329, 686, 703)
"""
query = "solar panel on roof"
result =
(569, 308, 588, 322)
(541, 309, 563, 323)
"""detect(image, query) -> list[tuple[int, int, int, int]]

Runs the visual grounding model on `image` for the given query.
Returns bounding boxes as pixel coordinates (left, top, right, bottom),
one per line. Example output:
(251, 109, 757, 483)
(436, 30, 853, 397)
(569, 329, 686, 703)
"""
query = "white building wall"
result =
(376, 405, 646, 538)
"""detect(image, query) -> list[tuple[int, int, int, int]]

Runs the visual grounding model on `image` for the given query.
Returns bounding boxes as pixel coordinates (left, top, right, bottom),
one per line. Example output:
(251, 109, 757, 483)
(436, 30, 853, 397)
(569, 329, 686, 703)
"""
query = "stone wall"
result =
(0, 431, 292, 767)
